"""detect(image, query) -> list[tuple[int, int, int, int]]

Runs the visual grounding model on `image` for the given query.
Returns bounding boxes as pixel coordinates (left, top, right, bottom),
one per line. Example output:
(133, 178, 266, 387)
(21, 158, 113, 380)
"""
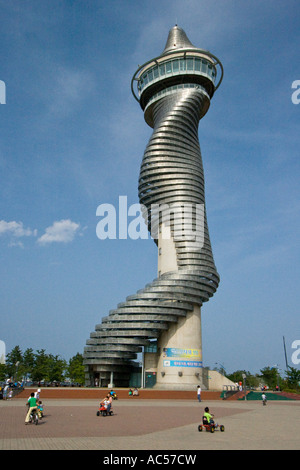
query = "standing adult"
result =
(3, 384, 9, 400)
(197, 385, 201, 402)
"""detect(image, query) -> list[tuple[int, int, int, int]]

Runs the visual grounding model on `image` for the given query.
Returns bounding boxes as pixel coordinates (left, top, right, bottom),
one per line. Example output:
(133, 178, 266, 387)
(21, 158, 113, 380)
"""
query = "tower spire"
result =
(162, 25, 196, 53)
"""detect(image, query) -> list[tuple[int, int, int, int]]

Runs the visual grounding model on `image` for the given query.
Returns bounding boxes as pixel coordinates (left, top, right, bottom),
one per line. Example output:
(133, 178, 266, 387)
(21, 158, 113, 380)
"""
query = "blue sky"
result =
(0, 0, 299, 375)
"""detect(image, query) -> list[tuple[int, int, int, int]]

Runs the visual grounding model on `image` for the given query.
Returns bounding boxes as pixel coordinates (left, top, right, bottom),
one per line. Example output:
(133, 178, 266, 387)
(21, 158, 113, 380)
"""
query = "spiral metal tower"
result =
(84, 26, 223, 389)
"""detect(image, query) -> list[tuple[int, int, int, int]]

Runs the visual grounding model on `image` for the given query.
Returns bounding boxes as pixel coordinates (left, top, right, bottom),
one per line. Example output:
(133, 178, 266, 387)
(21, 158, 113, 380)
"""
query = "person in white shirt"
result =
(197, 385, 201, 402)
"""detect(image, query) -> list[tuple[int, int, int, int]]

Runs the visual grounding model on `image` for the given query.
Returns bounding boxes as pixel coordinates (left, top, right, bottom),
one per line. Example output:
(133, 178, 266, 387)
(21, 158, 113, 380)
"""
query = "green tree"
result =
(47, 354, 67, 382)
(1, 346, 86, 387)
(20, 348, 35, 381)
(227, 370, 247, 383)
(31, 349, 49, 382)
(259, 367, 278, 389)
(67, 353, 85, 385)
(284, 367, 300, 390)
(227, 370, 260, 389)
(0, 363, 6, 381)
(5, 345, 23, 380)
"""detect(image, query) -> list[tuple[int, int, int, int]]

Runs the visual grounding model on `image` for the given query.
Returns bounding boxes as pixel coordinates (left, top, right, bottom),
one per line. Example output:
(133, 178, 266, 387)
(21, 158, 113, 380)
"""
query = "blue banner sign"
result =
(163, 359, 203, 368)
(162, 348, 202, 367)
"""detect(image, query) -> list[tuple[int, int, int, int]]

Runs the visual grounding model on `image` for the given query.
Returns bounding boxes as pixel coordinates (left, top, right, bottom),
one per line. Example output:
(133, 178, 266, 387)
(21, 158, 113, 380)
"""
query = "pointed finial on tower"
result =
(162, 25, 196, 53)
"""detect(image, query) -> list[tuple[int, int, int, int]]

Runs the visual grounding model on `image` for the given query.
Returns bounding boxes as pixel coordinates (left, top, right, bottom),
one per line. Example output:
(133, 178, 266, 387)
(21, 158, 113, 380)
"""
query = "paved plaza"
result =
(0, 397, 299, 451)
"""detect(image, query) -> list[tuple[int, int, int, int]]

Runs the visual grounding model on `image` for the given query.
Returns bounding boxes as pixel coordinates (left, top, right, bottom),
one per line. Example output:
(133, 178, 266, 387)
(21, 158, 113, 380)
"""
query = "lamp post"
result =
(273, 364, 280, 391)
(215, 362, 225, 375)
(242, 373, 247, 400)
(15, 361, 20, 383)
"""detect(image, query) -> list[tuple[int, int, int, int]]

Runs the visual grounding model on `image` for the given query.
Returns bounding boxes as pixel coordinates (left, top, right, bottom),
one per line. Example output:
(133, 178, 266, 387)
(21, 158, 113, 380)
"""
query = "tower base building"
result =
(84, 26, 223, 390)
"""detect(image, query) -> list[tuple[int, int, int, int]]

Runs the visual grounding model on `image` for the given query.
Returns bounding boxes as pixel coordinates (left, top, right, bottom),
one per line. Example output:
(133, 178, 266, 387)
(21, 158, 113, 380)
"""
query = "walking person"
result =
(197, 385, 201, 402)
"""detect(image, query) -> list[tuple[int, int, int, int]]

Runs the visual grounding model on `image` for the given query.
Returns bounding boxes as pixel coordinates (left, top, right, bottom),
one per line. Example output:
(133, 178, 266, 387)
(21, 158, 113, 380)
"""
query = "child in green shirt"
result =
(25, 393, 38, 424)
(203, 407, 215, 425)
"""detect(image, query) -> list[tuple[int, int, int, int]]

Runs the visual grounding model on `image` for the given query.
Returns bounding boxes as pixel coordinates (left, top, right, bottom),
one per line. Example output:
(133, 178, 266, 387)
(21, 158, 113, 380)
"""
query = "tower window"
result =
(153, 66, 159, 79)
(195, 59, 201, 71)
(159, 64, 165, 76)
(172, 60, 179, 72)
(166, 62, 172, 74)
(201, 60, 208, 73)
(187, 58, 193, 71)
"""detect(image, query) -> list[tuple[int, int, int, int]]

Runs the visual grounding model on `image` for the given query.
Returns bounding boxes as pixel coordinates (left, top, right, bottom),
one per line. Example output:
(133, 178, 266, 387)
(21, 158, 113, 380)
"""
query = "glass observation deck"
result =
(131, 43, 224, 127)
(131, 48, 223, 116)
(137, 55, 217, 96)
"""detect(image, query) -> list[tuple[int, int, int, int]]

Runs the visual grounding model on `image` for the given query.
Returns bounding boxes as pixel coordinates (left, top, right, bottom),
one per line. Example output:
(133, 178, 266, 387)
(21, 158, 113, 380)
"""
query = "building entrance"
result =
(145, 372, 157, 388)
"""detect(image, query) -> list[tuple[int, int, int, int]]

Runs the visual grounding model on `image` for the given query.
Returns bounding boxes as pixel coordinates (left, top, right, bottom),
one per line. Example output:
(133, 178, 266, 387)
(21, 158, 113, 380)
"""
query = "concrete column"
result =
(108, 371, 114, 388)
(157, 223, 178, 275)
(155, 304, 203, 390)
(155, 222, 204, 390)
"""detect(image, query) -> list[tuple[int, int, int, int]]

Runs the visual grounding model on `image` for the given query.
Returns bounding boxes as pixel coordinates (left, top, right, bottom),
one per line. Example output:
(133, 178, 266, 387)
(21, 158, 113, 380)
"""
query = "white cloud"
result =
(0, 220, 36, 238)
(37, 219, 80, 245)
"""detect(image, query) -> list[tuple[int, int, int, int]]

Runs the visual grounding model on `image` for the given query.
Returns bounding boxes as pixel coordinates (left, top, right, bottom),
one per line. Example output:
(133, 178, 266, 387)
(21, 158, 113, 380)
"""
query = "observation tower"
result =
(84, 26, 223, 389)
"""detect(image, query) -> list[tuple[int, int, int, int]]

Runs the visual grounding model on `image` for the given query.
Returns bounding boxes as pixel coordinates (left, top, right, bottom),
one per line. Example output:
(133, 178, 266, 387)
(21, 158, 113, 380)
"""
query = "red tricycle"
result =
(198, 416, 225, 433)
(96, 404, 113, 417)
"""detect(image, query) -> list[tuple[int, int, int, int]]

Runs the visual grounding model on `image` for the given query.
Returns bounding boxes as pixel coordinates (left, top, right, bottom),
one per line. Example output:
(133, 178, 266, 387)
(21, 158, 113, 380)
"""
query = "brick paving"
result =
(0, 390, 299, 450)
(0, 399, 243, 439)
